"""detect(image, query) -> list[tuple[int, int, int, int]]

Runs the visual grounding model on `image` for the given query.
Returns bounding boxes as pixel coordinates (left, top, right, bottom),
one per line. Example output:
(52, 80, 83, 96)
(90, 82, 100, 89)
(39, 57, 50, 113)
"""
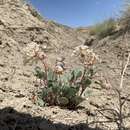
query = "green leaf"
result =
(73, 96, 84, 106)
(36, 97, 45, 107)
(47, 69, 54, 81)
(52, 82, 61, 94)
(69, 70, 75, 82)
(47, 69, 57, 81)
(40, 88, 47, 98)
(75, 84, 80, 91)
(41, 87, 52, 98)
(58, 97, 69, 106)
(75, 70, 82, 79)
(48, 80, 53, 87)
(34, 66, 46, 79)
(70, 67, 83, 82)
(62, 86, 78, 99)
(83, 78, 92, 86)
(89, 68, 94, 77)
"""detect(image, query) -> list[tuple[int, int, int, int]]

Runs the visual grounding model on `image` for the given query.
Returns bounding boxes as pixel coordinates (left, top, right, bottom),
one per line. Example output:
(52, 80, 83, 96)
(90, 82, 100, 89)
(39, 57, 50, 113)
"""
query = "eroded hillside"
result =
(0, 0, 130, 130)
(0, 0, 85, 106)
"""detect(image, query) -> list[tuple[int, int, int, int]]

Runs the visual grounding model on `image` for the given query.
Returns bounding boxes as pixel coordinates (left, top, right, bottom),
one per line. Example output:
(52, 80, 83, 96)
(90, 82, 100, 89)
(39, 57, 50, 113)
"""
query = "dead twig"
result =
(120, 53, 130, 89)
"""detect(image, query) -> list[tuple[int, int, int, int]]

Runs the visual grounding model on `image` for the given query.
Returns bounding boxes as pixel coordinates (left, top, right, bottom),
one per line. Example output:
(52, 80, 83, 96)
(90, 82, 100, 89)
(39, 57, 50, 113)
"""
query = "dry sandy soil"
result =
(0, 0, 130, 130)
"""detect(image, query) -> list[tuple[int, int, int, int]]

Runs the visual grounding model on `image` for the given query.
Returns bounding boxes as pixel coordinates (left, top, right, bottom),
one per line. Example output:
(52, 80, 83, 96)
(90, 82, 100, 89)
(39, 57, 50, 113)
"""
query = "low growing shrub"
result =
(89, 18, 116, 39)
(27, 4, 43, 21)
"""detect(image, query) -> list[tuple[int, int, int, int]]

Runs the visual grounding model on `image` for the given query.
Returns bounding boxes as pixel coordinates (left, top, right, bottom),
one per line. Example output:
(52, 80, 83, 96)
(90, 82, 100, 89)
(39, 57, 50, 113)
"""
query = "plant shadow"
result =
(0, 107, 103, 130)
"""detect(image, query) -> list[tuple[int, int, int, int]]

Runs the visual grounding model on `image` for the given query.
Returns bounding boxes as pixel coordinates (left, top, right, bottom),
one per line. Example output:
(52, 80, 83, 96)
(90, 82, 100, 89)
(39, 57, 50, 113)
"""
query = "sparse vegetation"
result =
(88, 34, 130, 130)
(120, 1, 130, 32)
(27, 4, 44, 21)
(2, 0, 130, 129)
(97, 52, 130, 130)
(89, 18, 116, 39)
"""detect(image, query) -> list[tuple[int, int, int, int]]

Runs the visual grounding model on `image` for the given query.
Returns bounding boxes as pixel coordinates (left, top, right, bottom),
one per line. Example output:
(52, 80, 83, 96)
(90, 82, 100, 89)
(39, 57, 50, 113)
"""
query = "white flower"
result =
(23, 42, 40, 57)
(72, 45, 99, 66)
(72, 45, 89, 56)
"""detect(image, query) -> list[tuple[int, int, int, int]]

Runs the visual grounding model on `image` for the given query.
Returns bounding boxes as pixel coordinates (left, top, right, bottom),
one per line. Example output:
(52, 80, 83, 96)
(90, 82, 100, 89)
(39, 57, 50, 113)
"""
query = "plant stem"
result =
(80, 66, 87, 96)
(120, 53, 130, 89)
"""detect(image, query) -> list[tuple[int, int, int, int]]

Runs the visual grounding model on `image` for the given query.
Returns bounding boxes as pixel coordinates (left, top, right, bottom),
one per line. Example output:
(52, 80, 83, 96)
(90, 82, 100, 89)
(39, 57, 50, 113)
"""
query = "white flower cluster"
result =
(72, 45, 99, 66)
(23, 42, 46, 60)
(23, 42, 39, 57)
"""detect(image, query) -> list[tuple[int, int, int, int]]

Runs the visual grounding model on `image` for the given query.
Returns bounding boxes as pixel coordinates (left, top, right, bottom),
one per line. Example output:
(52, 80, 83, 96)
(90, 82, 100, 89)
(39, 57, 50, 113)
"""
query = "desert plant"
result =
(89, 18, 116, 39)
(120, 1, 130, 32)
(23, 42, 98, 109)
(26, 3, 44, 21)
(36, 66, 95, 109)
(35, 58, 96, 109)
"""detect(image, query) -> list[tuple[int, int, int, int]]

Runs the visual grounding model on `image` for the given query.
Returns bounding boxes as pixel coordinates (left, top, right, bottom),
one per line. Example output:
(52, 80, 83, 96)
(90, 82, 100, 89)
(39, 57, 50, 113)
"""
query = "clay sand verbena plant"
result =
(23, 42, 99, 109)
